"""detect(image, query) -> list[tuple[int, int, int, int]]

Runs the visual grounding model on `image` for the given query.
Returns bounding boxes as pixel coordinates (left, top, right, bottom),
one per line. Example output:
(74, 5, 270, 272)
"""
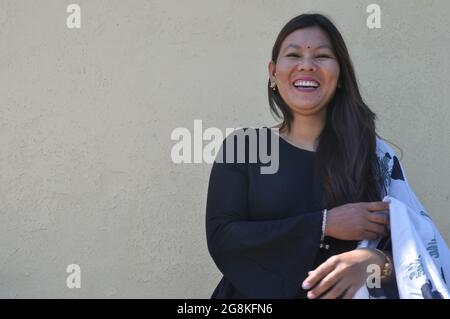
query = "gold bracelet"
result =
(374, 248, 393, 279)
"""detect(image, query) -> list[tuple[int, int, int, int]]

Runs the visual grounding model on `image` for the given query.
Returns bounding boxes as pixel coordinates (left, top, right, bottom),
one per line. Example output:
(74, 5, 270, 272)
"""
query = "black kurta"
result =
(205, 127, 359, 299)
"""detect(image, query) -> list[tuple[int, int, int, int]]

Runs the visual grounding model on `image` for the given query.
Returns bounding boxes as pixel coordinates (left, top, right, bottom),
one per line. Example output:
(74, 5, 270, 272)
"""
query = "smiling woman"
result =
(205, 13, 405, 299)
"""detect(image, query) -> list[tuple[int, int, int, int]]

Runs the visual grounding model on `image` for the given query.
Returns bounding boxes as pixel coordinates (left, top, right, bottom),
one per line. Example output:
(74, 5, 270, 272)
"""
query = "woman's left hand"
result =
(302, 248, 385, 299)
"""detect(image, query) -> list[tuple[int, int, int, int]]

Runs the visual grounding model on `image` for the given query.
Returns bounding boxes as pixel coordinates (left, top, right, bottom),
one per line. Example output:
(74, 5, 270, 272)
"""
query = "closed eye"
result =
(286, 53, 333, 59)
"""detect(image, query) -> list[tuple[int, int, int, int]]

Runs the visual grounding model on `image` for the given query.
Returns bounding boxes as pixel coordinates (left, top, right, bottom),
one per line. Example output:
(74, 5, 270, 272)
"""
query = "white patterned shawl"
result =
(354, 137, 450, 299)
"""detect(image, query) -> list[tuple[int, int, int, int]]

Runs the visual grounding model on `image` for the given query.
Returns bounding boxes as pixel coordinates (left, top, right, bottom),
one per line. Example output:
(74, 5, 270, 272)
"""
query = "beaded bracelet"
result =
(319, 209, 330, 250)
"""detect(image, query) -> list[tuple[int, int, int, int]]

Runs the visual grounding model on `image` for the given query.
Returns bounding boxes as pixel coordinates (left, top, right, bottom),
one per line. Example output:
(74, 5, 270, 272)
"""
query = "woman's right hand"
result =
(325, 201, 390, 241)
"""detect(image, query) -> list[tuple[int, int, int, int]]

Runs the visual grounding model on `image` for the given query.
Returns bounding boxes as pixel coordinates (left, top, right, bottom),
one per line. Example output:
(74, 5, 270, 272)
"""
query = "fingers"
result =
(365, 222, 388, 237)
(342, 287, 359, 299)
(302, 256, 338, 291)
(319, 279, 349, 299)
(366, 201, 389, 212)
(367, 210, 390, 226)
(307, 269, 342, 299)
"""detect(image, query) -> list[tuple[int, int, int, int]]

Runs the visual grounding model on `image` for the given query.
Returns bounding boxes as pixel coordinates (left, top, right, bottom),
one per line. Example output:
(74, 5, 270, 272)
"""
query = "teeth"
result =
(294, 80, 319, 88)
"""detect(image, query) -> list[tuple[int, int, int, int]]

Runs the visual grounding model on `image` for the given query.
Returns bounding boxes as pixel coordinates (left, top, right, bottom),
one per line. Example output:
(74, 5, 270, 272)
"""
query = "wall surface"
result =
(0, 0, 448, 298)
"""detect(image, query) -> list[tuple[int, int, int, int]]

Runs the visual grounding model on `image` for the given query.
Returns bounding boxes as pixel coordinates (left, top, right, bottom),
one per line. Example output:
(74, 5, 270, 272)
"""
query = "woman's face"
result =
(269, 27, 340, 116)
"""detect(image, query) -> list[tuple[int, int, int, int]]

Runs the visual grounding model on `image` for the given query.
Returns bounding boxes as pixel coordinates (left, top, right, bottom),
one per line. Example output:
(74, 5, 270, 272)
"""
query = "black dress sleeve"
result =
(205, 131, 324, 298)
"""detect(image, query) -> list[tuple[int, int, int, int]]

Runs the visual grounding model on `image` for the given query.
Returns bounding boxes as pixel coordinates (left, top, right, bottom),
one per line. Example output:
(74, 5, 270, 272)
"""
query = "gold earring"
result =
(270, 80, 277, 91)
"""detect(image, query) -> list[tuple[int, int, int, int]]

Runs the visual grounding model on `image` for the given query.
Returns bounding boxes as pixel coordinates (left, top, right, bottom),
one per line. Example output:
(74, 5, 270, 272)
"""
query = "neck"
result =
(281, 109, 327, 151)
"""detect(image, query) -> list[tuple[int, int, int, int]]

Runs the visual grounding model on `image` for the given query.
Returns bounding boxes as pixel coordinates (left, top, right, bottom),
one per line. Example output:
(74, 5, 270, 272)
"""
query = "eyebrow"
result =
(283, 43, 333, 52)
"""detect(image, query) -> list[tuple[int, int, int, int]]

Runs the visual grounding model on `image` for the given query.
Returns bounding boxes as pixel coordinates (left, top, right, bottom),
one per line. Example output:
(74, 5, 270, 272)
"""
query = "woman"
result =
(205, 13, 398, 299)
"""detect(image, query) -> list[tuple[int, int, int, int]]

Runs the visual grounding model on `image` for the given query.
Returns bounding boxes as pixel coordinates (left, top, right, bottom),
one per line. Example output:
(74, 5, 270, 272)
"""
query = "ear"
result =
(268, 60, 276, 81)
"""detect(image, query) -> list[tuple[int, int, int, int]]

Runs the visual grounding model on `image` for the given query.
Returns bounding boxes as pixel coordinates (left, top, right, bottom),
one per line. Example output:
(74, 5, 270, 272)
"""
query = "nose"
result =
(296, 56, 317, 72)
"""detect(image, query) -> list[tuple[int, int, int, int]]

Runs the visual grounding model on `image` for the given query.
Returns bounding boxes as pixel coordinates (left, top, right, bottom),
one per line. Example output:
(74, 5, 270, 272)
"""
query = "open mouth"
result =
(293, 79, 320, 92)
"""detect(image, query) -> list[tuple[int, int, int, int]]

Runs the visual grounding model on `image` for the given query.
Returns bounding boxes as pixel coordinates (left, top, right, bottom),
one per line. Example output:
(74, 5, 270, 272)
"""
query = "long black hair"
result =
(268, 13, 390, 208)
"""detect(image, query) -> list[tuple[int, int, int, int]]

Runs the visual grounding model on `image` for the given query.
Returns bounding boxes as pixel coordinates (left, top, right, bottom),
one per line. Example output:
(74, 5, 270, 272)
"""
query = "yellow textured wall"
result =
(0, 0, 448, 297)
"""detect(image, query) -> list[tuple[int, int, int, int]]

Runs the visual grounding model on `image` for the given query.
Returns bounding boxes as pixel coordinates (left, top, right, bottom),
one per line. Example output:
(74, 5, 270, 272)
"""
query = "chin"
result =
(291, 102, 322, 112)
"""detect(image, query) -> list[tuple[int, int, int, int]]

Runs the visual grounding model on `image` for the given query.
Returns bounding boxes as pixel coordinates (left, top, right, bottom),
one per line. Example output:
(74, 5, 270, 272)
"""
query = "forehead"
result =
(281, 27, 332, 49)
